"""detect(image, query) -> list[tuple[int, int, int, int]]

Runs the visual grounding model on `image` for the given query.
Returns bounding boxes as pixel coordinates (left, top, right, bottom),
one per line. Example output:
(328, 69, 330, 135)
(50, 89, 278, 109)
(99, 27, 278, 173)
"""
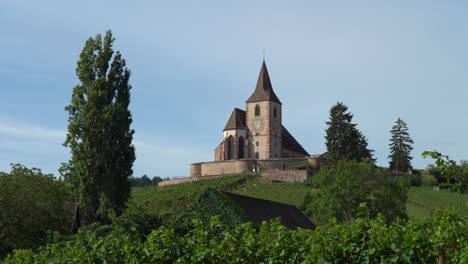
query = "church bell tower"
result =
(246, 61, 283, 160)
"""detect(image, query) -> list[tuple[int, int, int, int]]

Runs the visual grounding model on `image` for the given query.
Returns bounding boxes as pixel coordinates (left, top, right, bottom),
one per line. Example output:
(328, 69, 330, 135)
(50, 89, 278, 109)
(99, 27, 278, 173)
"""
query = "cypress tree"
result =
(388, 118, 414, 173)
(64, 31, 135, 223)
(325, 102, 375, 164)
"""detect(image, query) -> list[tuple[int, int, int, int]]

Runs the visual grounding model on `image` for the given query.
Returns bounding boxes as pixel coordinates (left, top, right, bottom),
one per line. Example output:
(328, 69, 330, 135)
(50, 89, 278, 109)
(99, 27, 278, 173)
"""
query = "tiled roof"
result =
(224, 108, 247, 131)
(282, 126, 309, 156)
(222, 191, 315, 230)
(246, 61, 282, 104)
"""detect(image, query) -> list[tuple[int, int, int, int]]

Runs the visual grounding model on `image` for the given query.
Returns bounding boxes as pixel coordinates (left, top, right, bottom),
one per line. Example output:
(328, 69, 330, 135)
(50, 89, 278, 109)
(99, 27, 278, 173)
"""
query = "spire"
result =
(246, 61, 282, 104)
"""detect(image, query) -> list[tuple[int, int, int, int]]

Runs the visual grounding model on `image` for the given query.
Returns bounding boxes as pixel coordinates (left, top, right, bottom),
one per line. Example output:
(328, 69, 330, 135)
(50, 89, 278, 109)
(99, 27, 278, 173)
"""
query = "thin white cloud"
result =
(0, 120, 65, 142)
(0, 118, 210, 178)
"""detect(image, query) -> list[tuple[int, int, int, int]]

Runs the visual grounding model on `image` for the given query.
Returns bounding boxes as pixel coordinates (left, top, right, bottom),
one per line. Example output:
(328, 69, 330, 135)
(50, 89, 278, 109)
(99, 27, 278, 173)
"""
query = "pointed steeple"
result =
(246, 61, 282, 104)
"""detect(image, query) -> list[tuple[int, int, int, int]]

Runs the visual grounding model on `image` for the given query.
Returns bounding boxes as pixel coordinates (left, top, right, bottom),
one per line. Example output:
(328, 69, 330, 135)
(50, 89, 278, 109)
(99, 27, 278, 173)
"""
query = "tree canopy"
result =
(64, 30, 135, 224)
(325, 102, 375, 164)
(0, 164, 71, 256)
(302, 160, 408, 225)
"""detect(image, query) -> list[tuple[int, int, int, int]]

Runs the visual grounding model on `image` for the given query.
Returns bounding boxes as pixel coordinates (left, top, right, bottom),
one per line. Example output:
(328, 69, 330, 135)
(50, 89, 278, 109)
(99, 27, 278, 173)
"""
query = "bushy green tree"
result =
(388, 118, 414, 173)
(302, 160, 407, 225)
(423, 151, 468, 193)
(0, 164, 71, 256)
(129, 175, 162, 187)
(64, 30, 135, 224)
(325, 102, 375, 164)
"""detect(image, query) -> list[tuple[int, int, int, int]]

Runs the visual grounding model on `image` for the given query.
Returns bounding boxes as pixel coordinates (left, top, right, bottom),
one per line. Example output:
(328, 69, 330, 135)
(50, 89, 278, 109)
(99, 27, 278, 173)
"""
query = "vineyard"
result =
(406, 187, 468, 219)
(3, 174, 468, 262)
(130, 174, 253, 230)
(3, 210, 466, 263)
(132, 174, 252, 213)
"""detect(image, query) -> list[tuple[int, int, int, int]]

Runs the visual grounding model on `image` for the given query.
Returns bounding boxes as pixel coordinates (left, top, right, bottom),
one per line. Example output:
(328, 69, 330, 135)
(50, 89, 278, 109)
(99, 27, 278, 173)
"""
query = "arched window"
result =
(255, 105, 260, 116)
(274, 107, 277, 118)
(226, 136, 234, 160)
(255, 152, 259, 159)
(238, 136, 244, 159)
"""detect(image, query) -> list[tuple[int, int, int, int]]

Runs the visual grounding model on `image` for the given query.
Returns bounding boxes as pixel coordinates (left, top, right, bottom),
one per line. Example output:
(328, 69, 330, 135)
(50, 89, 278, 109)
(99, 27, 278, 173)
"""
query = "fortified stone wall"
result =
(190, 158, 320, 177)
(261, 170, 308, 183)
(200, 160, 254, 176)
(159, 173, 253, 187)
(256, 158, 308, 171)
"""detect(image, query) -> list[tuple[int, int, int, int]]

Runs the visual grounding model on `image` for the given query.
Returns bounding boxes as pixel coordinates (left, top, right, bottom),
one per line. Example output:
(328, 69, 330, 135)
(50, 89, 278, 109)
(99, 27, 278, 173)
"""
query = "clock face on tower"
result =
(252, 118, 263, 132)
(254, 119, 262, 129)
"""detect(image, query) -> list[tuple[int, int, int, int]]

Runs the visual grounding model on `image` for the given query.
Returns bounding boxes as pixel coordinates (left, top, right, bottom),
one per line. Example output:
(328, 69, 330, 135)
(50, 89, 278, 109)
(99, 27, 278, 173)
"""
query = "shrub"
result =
(0, 164, 72, 257)
(302, 160, 408, 225)
(421, 171, 438, 186)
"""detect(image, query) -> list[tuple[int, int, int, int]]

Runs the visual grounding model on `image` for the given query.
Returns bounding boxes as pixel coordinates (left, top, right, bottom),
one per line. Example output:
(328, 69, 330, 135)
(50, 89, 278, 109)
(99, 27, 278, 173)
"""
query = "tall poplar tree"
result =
(388, 118, 414, 173)
(64, 31, 135, 223)
(325, 102, 375, 165)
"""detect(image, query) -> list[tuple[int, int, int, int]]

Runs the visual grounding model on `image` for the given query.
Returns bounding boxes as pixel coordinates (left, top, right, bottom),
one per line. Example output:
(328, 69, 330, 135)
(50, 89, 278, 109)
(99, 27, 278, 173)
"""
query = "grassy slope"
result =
(132, 176, 467, 221)
(232, 180, 468, 220)
(231, 178, 312, 207)
(131, 175, 251, 215)
(406, 187, 468, 220)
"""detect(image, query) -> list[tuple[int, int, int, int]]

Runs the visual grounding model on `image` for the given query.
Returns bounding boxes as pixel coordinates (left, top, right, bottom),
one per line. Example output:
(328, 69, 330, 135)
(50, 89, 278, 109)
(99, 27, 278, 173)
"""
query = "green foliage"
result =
(64, 30, 135, 223)
(423, 151, 468, 192)
(131, 175, 252, 232)
(129, 175, 162, 187)
(396, 174, 421, 187)
(3, 210, 466, 263)
(388, 118, 414, 173)
(421, 170, 438, 186)
(325, 102, 375, 165)
(196, 188, 250, 226)
(0, 164, 71, 256)
(302, 160, 407, 225)
(111, 203, 161, 240)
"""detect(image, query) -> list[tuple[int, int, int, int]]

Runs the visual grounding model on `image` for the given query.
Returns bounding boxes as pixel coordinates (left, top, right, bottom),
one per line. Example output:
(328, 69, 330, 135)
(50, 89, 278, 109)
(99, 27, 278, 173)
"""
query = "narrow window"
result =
(274, 107, 277, 118)
(255, 104, 260, 116)
(256, 141, 259, 146)
(227, 136, 234, 160)
(238, 136, 244, 159)
(255, 152, 259, 159)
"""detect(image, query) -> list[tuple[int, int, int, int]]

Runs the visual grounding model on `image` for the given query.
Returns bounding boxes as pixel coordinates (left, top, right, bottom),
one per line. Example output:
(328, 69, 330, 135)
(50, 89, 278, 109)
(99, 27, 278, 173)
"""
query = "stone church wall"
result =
(190, 158, 319, 177)
(261, 170, 308, 182)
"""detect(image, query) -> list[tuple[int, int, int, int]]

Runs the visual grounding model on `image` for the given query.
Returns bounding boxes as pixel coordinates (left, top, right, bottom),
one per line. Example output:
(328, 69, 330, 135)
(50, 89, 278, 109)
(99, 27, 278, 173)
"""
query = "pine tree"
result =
(355, 129, 376, 163)
(325, 102, 375, 164)
(388, 118, 414, 173)
(64, 31, 135, 223)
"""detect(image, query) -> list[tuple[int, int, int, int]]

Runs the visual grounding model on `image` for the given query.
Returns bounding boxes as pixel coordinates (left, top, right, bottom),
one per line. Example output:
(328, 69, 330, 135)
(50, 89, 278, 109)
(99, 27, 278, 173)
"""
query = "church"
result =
(215, 61, 309, 161)
(190, 61, 323, 178)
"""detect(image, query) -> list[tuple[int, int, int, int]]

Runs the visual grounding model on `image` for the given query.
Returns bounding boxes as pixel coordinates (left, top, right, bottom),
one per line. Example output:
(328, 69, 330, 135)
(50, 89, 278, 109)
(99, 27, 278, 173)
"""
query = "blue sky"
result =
(1, 1, 467, 178)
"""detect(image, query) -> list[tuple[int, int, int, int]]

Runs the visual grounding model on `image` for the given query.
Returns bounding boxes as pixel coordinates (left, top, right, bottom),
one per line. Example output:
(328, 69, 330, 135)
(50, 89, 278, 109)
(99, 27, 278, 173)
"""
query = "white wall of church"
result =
(223, 129, 247, 139)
